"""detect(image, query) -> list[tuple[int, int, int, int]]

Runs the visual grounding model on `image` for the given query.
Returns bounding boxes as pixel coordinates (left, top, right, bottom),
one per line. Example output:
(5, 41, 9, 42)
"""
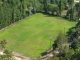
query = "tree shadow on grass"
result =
(41, 12, 76, 22)
(41, 51, 47, 56)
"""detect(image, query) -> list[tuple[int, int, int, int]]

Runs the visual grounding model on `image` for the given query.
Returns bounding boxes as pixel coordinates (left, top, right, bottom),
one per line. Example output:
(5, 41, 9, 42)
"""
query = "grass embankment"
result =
(0, 13, 76, 58)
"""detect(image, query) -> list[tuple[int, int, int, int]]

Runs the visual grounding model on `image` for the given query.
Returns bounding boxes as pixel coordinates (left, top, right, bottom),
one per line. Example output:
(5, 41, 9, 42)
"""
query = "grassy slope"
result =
(0, 13, 76, 58)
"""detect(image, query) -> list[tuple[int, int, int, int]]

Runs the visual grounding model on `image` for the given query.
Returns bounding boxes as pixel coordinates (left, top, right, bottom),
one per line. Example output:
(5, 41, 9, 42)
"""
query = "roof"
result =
(74, 0, 80, 2)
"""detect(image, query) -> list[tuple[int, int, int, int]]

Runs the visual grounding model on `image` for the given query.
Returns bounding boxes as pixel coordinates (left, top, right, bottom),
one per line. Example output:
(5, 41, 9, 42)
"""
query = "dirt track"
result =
(12, 52, 31, 60)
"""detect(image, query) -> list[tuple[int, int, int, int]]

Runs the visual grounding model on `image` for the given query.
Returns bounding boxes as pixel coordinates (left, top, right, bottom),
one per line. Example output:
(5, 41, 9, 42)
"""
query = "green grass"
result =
(0, 13, 76, 58)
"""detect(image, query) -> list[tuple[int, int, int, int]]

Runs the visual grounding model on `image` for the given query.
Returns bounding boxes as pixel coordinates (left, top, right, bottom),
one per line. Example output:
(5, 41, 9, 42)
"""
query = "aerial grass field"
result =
(0, 13, 76, 58)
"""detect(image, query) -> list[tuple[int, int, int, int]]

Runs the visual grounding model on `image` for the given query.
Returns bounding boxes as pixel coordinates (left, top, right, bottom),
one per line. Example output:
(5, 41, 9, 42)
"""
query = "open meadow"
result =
(0, 13, 76, 58)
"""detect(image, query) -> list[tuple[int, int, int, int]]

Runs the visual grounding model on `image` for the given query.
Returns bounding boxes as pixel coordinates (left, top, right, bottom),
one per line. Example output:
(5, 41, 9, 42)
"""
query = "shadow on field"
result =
(41, 51, 47, 56)
(41, 12, 76, 22)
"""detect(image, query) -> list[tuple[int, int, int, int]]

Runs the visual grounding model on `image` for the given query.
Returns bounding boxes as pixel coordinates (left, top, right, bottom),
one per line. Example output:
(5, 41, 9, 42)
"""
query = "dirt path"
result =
(12, 51, 31, 60)
(41, 48, 54, 60)
(0, 50, 31, 60)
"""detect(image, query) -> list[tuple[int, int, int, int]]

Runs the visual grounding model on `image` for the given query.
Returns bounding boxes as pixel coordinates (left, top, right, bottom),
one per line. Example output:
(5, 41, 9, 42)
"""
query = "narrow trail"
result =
(12, 51, 31, 60)
(0, 50, 31, 60)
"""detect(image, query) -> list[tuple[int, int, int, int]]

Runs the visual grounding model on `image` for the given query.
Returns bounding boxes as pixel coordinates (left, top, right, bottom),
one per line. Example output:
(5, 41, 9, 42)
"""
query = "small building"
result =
(0, 52, 4, 55)
(74, 0, 80, 2)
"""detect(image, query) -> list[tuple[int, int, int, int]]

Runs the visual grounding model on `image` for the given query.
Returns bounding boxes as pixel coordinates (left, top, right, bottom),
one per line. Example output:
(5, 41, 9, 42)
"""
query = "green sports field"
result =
(0, 13, 76, 58)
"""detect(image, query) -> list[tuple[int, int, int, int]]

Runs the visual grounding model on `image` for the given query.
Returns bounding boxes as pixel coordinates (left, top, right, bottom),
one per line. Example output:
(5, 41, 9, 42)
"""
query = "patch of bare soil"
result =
(12, 51, 31, 60)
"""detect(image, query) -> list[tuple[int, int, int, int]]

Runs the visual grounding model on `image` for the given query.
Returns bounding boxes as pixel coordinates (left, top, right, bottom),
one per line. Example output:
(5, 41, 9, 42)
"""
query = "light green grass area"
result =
(0, 13, 76, 58)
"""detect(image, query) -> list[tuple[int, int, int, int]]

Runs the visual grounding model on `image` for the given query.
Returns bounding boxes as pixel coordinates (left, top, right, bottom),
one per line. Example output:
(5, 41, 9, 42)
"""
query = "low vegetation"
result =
(0, 13, 76, 58)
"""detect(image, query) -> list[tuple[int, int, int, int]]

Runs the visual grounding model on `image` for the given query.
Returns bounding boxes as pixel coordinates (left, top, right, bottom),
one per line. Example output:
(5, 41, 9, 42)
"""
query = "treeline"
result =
(0, 0, 26, 29)
(48, 2, 80, 59)
(0, 0, 80, 29)
(0, 40, 13, 60)
(0, 0, 41, 29)
(49, 23, 80, 60)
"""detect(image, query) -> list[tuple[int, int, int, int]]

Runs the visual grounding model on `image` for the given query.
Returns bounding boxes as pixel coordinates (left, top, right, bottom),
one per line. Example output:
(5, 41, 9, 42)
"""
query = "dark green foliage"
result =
(75, 2, 80, 11)
(43, 0, 49, 13)
(75, 2, 80, 21)
(0, 40, 7, 50)
(67, 0, 74, 8)
(71, 50, 80, 60)
(0, 0, 52, 29)
(0, 0, 25, 28)
(53, 32, 67, 47)
(66, 8, 75, 20)
(0, 40, 13, 60)
(51, 23, 80, 60)
(0, 0, 41, 29)
(48, 4, 59, 15)
(0, 0, 70, 29)
(58, 0, 64, 16)
(51, 22, 80, 59)
(67, 22, 80, 49)
(66, 2, 80, 21)
(4, 49, 12, 59)
(70, 39, 79, 49)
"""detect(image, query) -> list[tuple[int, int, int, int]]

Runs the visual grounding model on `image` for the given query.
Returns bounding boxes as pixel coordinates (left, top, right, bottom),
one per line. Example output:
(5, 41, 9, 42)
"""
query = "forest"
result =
(0, 0, 80, 29)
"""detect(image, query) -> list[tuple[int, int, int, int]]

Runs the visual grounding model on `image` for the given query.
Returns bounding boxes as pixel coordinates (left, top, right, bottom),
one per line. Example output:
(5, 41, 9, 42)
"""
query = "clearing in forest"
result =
(0, 13, 76, 58)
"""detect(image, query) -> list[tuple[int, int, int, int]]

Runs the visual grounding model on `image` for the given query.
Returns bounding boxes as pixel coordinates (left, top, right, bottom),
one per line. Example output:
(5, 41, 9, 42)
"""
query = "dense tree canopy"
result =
(1, 0, 80, 30)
